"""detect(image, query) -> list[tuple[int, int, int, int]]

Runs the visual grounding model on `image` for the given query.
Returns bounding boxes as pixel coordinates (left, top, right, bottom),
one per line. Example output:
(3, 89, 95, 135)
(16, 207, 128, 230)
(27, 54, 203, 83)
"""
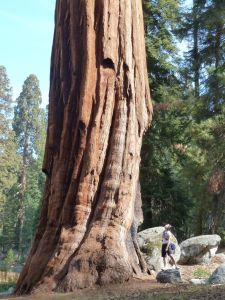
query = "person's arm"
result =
(165, 232, 171, 250)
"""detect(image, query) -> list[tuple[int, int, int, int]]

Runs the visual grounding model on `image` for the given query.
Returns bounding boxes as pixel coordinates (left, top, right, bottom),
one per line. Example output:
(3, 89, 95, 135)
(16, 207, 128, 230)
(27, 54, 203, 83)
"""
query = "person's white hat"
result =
(164, 224, 172, 229)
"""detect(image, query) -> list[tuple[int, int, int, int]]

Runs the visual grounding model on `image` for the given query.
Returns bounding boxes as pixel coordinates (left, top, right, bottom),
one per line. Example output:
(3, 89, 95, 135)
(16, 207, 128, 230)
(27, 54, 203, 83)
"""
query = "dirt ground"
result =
(1, 252, 225, 300)
(2, 280, 225, 300)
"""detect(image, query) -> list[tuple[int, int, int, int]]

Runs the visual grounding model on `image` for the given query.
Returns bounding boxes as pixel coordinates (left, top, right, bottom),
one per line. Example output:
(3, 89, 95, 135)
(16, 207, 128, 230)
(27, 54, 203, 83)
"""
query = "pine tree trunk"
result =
(193, 0, 200, 98)
(15, 0, 152, 294)
(214, 23, 222, 113)
(210, 191, 225, 234)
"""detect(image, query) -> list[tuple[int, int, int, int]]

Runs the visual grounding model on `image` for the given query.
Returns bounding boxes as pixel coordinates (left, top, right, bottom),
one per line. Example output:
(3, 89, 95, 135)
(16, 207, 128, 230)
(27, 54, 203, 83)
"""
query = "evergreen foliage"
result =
(0, 70, 46, 254)
(12, 74, 46, 254)
(13, 74, 42, 159)
(141, 0, 192, 240)
(141, 0, 225, 240)
(143, 0, 182, 103)
(0, 66, 21, 251)
(179, 0, 225, 234)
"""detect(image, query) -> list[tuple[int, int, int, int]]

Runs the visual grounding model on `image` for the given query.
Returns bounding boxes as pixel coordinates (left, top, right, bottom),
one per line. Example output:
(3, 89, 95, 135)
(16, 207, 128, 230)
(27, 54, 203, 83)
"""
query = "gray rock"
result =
(208, 263, 225, 284)
(138, 227, 180, 272)
(0, 286, 15, 297)
(179, 234, 221, 265)
(156, 269, 182, 284)
(190, 278, 208, 285)
(8, 287, 15, 294)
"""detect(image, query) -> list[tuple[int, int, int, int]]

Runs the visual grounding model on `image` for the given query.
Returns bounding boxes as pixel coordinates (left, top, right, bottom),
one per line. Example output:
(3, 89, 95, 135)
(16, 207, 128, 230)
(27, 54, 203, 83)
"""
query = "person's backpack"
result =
(169, 243, 176, 251)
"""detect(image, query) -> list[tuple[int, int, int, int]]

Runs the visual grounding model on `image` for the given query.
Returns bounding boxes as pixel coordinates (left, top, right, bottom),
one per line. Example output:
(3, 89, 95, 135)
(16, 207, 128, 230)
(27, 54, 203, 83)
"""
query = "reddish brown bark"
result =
(15, 0, 152, 294)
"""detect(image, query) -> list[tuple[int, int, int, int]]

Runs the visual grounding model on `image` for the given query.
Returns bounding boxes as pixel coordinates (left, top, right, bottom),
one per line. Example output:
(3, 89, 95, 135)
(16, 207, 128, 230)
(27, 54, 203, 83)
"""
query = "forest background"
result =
(0, 0, 224, 264)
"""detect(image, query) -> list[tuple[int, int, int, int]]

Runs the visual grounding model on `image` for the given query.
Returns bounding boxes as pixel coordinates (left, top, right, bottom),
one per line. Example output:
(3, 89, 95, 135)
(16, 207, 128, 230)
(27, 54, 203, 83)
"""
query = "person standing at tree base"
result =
(161, 224, 179, 270)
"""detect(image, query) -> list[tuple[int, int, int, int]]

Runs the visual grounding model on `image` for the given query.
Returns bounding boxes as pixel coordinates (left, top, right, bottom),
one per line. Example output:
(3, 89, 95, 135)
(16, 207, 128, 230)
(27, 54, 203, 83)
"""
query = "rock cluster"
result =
(137, 227, 180, 272)
(137, 227, 224, 285)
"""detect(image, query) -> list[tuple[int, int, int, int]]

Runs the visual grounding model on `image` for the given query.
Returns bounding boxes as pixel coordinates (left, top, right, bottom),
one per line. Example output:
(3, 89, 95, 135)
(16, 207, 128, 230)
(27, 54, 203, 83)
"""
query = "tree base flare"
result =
(56, 225, 136, 291)
(57, 252, 132, 292)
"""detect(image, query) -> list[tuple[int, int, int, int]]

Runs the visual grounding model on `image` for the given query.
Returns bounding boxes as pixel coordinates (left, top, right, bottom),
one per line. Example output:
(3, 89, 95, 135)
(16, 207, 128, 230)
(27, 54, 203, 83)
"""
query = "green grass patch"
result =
(193, 267, 210, 278)
(143, 240, 162, 256)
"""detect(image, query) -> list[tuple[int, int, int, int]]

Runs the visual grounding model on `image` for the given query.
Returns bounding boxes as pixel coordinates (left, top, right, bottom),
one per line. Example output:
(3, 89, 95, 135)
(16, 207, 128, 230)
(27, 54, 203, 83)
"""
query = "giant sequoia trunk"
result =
(15, 0, 152, 294)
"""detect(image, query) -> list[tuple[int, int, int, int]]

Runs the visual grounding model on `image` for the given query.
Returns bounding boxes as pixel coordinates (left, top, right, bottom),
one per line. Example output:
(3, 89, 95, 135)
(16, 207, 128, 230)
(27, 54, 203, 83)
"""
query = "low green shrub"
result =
(0, 281, 16, 293)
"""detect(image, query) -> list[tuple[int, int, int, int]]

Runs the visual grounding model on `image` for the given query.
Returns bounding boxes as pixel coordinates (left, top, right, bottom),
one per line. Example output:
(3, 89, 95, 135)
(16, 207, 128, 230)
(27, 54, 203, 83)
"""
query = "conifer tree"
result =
(177, 0, 225, 234)
(0, 66, 20, 251)
(141, 1, 193, 238)
(143, 0, 182, 103)
(13, 74, 42, 254)
(200, 0, 225, 115)
(22, 107, 47, 251)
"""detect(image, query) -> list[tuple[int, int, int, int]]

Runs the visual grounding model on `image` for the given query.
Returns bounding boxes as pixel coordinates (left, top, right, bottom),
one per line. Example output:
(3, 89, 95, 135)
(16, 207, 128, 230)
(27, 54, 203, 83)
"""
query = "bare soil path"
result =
(1, 280, 225, 300)
(1, 251, 225, 300)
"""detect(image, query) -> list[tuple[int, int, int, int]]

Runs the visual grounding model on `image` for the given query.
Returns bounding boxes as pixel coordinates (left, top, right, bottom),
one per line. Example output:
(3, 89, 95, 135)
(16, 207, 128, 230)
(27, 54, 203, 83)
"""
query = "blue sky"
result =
(0, 0, 192, 108)
(0, 0, 55, 107)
